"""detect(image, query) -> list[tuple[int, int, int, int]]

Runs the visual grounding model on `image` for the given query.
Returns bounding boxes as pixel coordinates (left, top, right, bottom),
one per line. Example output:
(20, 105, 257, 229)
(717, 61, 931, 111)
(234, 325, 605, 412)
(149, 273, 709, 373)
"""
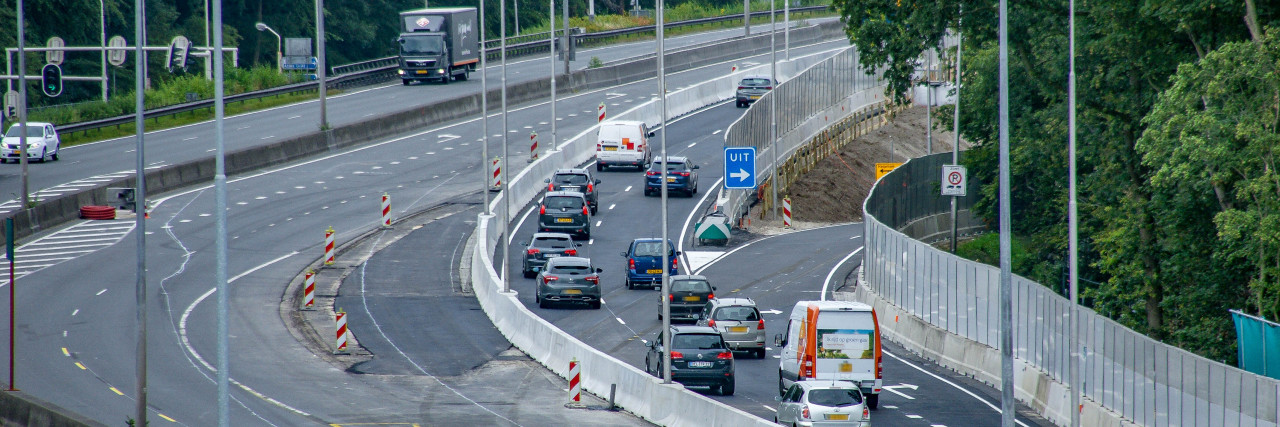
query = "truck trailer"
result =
(397, 7, 479, 85)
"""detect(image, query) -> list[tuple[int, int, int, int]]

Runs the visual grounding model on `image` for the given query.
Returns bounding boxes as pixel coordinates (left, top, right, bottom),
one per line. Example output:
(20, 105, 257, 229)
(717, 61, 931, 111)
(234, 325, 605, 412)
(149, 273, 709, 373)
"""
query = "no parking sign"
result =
(941, 165, 966, 197)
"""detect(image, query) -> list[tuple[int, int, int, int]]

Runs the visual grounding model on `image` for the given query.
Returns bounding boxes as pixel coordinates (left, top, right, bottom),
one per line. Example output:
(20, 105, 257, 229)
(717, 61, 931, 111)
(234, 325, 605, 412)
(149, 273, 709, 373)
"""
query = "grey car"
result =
(545, 168, 601, 215)
(537, 191, 591, 239)
(535, 257, 603, 309)
(735, 75, 776, 107)
(645, 325, 735, 395)
(697, 297, 767, 359)
(521, 232, 582, 278)
(659, 275, 715, 322)
(775, 380, 871, 426)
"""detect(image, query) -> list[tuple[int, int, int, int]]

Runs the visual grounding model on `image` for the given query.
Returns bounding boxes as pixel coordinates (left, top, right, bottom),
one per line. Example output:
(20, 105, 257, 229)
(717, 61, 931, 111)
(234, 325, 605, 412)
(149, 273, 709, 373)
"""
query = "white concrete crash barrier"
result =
(464, 50, 849, 425)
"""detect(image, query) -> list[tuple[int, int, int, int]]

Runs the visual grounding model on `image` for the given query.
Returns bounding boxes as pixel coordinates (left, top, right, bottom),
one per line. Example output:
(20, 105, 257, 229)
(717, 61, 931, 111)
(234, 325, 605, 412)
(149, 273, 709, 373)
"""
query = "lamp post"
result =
(254, 22, 281, 73)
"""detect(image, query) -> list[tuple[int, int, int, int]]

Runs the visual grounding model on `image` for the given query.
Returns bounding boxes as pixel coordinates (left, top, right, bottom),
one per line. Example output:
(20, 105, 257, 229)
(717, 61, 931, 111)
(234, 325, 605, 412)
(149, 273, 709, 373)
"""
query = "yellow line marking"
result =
(157, 413, 176, 422)
(75, 362, 86, 370)
(62, 347, 69, 356)
(109, 386, 124, 395)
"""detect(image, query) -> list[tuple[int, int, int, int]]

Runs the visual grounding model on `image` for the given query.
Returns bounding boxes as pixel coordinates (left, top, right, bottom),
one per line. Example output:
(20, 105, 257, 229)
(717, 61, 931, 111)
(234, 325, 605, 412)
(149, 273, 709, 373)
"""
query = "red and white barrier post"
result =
(380, 192, 392, 228)
(597, 102, 606, 123)
(490, 157, 502, 191)
(782, 196, 793, 228)
(335, 308, 349, 354)
(529, 131, 539, 162)
(568, 357, 582, 406)
(302, 269, 316, 310)
(324, 226, 336, 265)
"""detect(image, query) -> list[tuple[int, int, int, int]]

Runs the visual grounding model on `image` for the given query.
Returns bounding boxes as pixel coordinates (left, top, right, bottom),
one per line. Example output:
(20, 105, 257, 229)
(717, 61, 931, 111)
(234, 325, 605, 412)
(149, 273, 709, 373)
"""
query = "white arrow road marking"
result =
(761, 309, 783, 315)
(437, 134, 460, 143)
(730, 168, 750, 181)
(606, 92, 627, 99)
(883, 383, 919, 400)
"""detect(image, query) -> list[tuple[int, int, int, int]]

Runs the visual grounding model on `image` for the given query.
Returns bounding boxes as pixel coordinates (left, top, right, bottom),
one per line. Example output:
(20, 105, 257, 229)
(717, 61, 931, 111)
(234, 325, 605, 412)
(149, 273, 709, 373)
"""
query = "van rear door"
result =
(811, 310, 878, 382)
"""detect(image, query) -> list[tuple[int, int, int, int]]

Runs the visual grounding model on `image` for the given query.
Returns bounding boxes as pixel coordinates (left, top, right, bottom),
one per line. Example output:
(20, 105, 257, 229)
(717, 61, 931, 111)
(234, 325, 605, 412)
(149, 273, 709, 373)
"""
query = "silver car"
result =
(697, 297, 767, 359)
(535, 256, 603, 309)
(1, 122, 61, 163)
(775, 380, 871, 427)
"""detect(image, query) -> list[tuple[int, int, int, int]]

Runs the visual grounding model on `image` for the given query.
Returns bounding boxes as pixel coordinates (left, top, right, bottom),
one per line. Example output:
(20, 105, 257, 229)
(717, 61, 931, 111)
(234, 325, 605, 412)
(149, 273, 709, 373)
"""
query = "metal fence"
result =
(863, 152, 1280, 426)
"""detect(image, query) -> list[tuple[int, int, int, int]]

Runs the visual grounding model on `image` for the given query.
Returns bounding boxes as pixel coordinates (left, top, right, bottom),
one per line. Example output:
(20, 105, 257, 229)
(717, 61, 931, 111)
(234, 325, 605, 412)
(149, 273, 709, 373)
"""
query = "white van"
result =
(775, 300, 883, 409)
(594, 120, 653, 171)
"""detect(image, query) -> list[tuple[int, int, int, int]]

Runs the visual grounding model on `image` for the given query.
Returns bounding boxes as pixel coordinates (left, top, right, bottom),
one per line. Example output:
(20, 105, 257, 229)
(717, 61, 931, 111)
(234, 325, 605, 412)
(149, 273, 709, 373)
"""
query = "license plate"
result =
(563, 289, 582, 295)
(646, 269, 662, 274)
(750, 95, 761, 99)
(729, 326, 748, 333)
(825, 414, 849, 421)
(687, 361, 713, 368)
(604, 146, 618, 151)
(543, 254, 559, 258)
(667, 177, 677, 182)
(683, 296, 700, 302)
(415, 70, 429, 74)
(556, 218, 574, 223)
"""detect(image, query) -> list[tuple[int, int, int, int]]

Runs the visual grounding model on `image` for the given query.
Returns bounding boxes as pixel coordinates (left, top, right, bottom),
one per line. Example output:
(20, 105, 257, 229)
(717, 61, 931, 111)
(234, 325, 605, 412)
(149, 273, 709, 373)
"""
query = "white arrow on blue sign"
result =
(723, 146, 757, 189)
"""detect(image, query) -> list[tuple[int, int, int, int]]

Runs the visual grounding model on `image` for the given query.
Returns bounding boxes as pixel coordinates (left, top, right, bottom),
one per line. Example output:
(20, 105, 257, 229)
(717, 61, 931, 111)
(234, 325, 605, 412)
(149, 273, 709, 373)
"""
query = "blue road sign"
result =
(724, 146, 757, 190)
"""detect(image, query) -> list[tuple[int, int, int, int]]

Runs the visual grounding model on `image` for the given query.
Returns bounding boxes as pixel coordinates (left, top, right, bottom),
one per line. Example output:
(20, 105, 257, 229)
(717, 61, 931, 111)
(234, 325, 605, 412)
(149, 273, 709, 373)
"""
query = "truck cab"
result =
(397, 8, 479, 85)
(398, 33, 450, 83)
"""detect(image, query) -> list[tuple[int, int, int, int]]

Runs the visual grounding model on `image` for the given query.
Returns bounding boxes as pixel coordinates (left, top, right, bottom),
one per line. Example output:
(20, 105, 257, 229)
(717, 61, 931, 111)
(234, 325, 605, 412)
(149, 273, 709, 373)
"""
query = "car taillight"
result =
(543, 275, 558, 283)
(586, 275, 599, 284)
(757, 319, 766, 330)
(668, 294, 674, 302)
(596, 143, 602, 151)
(737, 86, 746, 90)
(629, 258, 636, 270)
(765, 86, 773, 90)
(716, 352, 732, 360)
(646, 171, 659, 176)
(862, 406, 870, 420)
(707, 319, 716, 328)
(563, 249, 577, 256)
(548, 183, 555, 191)
(670, 351, 683, 360)
(539, 205, 546, 215)
(582, 206, 589, 216)
(587, 183, 593, 192)
(707, 293, 714, 300)
(672, 257, 678, 269)
(526, 248, 540, 255)
(677, 172, 690, 177)
(801, 405, 810, 420)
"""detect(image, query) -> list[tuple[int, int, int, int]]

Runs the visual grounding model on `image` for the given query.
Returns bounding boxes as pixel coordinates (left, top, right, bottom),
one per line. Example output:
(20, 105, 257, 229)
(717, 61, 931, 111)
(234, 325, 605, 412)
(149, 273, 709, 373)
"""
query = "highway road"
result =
(6, 33, 851, 424)
(0, 19, 830, 217)
(501, 101, 1054, 426)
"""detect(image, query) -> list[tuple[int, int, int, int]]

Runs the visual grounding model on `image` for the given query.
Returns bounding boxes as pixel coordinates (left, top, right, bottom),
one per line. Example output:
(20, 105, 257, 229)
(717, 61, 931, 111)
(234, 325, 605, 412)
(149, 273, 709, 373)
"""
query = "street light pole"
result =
(549, 0, 556, 154)
(500, 0, 511, 294)
(769, 0, 778, 220)
(1068, 0, 1080, 424)
(658, 0, 671, 386)
(316, 0, 328, 129)
(481, 0, 490, 215)
(212, 0, 230, 423)
(950, 12, 962, 254)
(998, 0, 1015, 424)
(254, 23, 281, 73)
(132, 0, 149, 425)
(100, 0, 107, 101)
(17, 0, 28, 209)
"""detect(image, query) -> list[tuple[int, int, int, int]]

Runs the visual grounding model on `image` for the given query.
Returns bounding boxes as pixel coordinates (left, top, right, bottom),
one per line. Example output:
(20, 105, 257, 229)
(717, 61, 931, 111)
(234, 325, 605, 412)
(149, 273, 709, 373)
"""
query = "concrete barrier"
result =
(0, 390, 105, 427)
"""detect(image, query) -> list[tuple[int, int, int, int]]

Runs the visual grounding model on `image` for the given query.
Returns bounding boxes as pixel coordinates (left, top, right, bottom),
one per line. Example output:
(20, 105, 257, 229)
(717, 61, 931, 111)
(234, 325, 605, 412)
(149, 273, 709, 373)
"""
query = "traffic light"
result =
(40, 64, 62, 97)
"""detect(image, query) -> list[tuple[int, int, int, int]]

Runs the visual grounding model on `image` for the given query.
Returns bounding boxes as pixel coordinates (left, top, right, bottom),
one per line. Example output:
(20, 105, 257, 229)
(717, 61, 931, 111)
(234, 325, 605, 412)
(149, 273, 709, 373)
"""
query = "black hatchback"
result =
(521, 232, 582, 278)
(660, 275, 715, 322)
(538, 191, 591, 239)
(546, 168, 601, 214)
(645, 325, 735, 395)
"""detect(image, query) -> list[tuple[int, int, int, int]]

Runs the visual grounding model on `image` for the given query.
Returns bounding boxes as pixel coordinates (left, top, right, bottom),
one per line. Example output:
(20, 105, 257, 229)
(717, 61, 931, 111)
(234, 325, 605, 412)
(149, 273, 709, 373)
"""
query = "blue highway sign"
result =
(724, 146, 757, 190)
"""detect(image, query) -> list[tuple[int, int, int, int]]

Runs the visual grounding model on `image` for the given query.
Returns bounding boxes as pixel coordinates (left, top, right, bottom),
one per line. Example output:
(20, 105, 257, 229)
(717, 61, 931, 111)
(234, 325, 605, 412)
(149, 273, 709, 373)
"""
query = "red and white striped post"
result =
(302, 269, 316, 310)
(530, 131, 539, 161)
(490, 157, 502, 191)
(335, 309, 349, 354)
(731, 64, 738, 73)
(324, 226, 336, 265)
(568, 357, 582, 406)
(380, 192, 392, 227)
(783, 196, 793, 228)
(597, 102, 606, 123)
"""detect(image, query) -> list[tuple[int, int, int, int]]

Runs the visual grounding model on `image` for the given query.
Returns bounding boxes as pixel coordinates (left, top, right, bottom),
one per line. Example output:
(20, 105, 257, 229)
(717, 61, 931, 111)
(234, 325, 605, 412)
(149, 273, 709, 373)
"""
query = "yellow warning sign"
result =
(875, 162, 903, 180)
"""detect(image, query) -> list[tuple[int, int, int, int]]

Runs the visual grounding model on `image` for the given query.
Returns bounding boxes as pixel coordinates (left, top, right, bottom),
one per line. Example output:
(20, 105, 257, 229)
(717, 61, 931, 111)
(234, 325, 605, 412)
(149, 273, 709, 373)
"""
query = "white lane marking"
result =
(259, 136, 274, 140)
(183, 137, 198, 141)
(96, 289, 107, 296)
(906, 415, 924, 419)
(822, 247, 863, 301)
(882, 383, 918, 399)
(616, 318, 626, 325)
(624, 185, 632, 192)
(691, 222, 858, 276)
(606, 92, 627, 99)
(688, 142, 697, 148)
(595, 220, 602, 227)
(608, 203, 616, 210)
(932, 425, 948, 427)
(712, 129, 722, 135)
(71, 309, 79, 316)
(883, 350, 1032, 427)
(287, 115, 301, 119)
(237, 126, 249, 130)
(761, 405, 776, 413)
(438, 134, 460, 143)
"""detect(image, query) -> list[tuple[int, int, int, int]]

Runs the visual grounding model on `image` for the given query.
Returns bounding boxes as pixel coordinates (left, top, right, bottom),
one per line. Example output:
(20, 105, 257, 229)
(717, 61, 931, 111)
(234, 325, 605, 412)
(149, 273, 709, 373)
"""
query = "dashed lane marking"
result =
(109, 387, 124, 396)
(0, 220, 134, 287)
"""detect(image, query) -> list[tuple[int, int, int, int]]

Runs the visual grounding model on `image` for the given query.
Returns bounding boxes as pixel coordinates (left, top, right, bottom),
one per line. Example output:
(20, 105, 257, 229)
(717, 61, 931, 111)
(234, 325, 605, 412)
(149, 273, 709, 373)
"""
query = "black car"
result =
(535, 257, 603, 309)
(545, 168, 601, 214)
(644, 156, 699, 197)
(734, 75, 775, 107)
(660, 275, 715, 322)
(537, 191, 591, 239)
(521, 232, 582, 278)
(645, 325, 735, 395)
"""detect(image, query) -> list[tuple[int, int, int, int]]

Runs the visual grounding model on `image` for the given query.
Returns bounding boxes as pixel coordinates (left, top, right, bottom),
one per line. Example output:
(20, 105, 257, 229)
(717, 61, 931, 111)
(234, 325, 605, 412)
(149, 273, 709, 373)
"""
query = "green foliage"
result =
(956, 233, 1033, 275)
(588, 56, 605, 68)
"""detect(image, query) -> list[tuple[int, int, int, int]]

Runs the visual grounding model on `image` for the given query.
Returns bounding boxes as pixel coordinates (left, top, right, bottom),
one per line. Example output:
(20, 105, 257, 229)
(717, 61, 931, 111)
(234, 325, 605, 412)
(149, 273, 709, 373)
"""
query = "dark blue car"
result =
(622, 238, 679, 290)
(643, 156, 699, 197)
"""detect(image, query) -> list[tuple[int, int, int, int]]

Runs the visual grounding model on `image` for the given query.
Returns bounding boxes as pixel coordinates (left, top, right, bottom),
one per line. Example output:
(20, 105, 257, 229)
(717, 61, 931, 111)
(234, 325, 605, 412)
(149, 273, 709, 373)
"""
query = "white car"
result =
(2, 122, 61, 163)
(775, 380, 871, 427)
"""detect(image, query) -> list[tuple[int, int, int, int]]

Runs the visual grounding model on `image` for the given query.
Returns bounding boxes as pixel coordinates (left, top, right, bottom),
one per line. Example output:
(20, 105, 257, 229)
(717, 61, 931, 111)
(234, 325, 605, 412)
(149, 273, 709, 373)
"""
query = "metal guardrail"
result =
(53, 6, 833, 137)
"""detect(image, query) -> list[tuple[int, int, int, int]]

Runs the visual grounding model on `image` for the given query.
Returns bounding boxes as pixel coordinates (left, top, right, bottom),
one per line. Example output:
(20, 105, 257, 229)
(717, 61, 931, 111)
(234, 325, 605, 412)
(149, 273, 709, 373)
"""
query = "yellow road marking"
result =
(157, 413, 176, 422)
(74, 362, 86, 370)
(109, 386, 124, 396)
(61, 347, 69, 357)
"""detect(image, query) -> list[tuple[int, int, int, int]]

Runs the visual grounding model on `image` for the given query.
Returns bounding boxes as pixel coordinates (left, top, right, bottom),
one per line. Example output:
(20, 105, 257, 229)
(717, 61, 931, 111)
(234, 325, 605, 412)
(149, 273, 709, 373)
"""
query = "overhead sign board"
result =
(875, 162, 902, 181)
(108, 36, 128, 66)
(46, 37, 65, 65)
(941, 164, 967, 196)
(724, 146, 757, 190)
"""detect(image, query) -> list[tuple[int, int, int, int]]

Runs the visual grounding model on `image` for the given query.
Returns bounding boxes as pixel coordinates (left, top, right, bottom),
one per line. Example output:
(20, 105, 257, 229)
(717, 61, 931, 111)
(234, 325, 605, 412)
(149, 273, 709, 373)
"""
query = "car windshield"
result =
(550, 264, 592, 274)
(672, 333, 724, 350)
(5, 126, 44, 137)
(400, 35, 444, 55)
(671, 280, 711, 293)
(713, 306, 759, 321)
(545, 196, 584, 210)
(741, 78, 771, 86)
(532, 236, 572, 249)
(807, 388, 863, 407)
(633, 241, 671, 257)
(553, 174, 589, 185)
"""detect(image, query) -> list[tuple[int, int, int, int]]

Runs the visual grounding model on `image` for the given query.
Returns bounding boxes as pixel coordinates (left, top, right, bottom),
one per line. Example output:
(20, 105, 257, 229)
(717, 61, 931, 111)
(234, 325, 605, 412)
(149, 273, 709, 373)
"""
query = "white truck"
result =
(775, 300, 884, 409)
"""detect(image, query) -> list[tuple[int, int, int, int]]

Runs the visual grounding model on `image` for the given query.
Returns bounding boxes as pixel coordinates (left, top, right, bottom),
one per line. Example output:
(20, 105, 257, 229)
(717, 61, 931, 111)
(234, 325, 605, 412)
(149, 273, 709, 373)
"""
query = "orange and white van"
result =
(775, 301, 883, 409)
(594, 120, 653, 171)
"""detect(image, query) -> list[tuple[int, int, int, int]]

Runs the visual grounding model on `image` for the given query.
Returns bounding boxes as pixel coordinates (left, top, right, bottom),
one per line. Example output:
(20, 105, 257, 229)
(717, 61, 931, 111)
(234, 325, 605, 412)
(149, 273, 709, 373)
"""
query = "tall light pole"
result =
(743, 0, 750, 37)
(500, 0, 511, 294)
(316, 0, 328, 129)
(132, 0, 149, 425)
(658, 0, 671, 385)
(950, 12, 962, 254)
(481, 0, 490, 215)
(768, 0, 778, 220)
(783, 0, 789, 60)
(100, 0, 108, 101)
(254, 22, 281, 73)
(549, 0, 556, 154)
(1067, 0, 1080, 424)
(16, 0, 28, 209)
(213, 0, 230, 423)
(998, 0, 1015, 424)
